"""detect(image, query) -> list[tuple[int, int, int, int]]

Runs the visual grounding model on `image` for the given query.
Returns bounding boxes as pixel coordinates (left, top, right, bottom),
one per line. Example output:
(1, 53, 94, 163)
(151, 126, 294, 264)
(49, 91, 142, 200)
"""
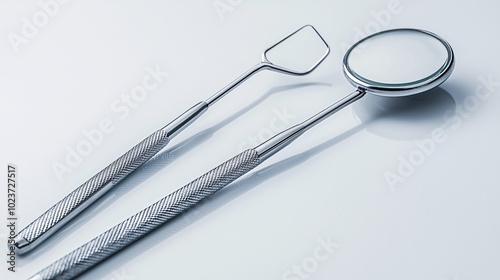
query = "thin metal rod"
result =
(205, 63, 268, 107)
(255, 89, 366, 160)
(301, 89, 366, 131)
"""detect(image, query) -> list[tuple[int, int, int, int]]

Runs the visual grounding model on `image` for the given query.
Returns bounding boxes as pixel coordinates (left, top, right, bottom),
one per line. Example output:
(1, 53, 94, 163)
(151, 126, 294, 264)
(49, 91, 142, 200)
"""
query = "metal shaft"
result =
(255, 89, 366, 160)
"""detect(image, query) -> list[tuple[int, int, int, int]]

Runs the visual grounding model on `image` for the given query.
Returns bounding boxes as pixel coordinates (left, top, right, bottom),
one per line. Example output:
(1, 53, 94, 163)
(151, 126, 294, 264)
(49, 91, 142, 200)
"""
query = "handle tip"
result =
(12, 235, 30, 255)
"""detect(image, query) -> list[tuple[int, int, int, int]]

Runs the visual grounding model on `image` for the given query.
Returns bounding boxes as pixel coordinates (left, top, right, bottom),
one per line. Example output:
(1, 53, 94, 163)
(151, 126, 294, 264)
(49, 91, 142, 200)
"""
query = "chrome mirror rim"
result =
(343, 28, 455, 97)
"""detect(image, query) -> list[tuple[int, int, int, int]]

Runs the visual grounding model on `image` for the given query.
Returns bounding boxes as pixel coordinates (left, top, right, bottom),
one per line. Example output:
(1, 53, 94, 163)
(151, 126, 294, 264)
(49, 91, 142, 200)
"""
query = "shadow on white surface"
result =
(77, 86, 458, 279)
(353, 87, 456, 140)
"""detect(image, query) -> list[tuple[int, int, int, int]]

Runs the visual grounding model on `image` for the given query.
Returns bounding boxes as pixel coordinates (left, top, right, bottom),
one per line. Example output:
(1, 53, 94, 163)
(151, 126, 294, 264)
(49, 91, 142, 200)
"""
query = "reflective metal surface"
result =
(343, 28, 455, 97)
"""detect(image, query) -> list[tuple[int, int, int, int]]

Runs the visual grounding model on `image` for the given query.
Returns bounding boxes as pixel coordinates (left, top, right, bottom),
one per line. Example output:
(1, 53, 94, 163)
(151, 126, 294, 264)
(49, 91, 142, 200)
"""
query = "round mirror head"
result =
(343, 28, 454, 97)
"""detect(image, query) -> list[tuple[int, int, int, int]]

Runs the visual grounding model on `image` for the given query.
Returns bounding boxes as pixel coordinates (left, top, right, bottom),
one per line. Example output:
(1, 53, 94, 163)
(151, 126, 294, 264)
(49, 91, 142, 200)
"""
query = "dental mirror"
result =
(343, 28, 454, 97)
(255, 28, 455, 159)
(30, 28, 455, 280)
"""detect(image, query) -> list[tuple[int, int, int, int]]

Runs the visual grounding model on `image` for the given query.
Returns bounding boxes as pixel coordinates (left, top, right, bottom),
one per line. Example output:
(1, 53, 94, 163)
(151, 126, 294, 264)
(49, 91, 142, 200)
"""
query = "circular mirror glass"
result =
(343, 29, 454, 97)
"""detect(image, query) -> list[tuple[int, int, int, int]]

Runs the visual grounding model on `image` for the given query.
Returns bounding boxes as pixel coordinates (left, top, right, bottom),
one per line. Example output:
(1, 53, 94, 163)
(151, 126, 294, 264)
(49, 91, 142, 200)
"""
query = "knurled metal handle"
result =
(30, 149, 261, 280)
(16, 130, 170, 254)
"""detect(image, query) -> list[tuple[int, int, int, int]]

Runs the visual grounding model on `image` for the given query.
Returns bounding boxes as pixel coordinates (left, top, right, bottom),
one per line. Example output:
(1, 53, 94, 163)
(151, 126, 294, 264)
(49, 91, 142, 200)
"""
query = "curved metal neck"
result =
(205, 63, 269, 107)
(300, 89, 366, 131)
(255, 89, 366, 161)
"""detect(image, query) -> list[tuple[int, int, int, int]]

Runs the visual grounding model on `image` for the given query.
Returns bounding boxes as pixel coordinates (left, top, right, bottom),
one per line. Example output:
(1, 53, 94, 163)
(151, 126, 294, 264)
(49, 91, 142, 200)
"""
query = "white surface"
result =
(1, 1, 500, 279)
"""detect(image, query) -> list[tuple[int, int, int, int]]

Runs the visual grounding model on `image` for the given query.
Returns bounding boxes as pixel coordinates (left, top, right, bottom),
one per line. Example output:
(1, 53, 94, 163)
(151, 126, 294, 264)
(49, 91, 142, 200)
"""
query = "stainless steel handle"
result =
(15, 102, 209, 254)
(29, 149, 261, 280)
(16, 24, 331, 255)
(15, 130, 170, 254)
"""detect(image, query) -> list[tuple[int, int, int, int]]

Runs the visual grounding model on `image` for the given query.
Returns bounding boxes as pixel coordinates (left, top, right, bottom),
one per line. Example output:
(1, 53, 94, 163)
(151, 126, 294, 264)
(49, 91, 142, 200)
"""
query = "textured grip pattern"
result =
(18, 130, 170, 246)
(34, 149, 260, 280)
